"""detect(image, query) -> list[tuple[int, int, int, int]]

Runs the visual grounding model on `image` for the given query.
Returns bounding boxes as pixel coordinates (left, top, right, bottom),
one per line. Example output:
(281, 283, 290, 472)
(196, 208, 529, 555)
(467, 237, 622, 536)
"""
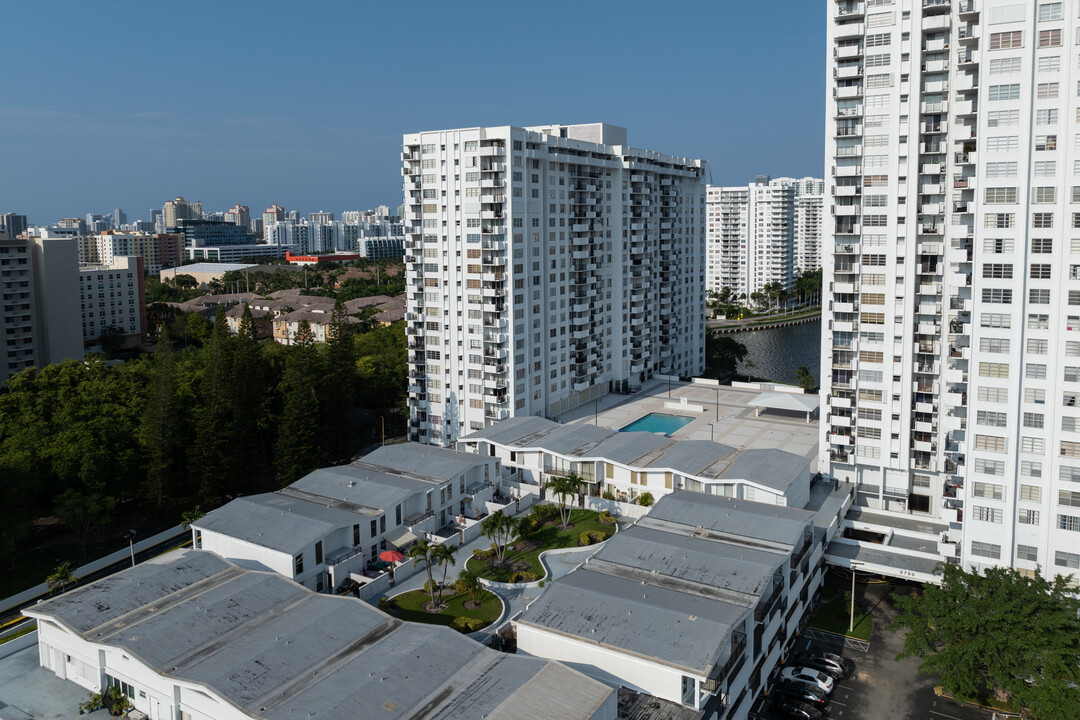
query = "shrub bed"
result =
(466, 509, 610, 582)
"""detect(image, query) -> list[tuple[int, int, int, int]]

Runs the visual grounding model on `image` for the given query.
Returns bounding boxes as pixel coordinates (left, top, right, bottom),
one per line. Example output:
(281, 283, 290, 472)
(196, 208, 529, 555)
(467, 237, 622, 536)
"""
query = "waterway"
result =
(733, 319, 822, 385)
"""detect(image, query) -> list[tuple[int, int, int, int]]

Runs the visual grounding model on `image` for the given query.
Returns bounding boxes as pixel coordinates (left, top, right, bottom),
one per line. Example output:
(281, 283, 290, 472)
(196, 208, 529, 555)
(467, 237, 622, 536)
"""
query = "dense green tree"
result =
(237, 302, 256, 341)
(275, 320, 321, 483)
(45, 561, 77, 594)
(480, 510, 515, 565)
(319, 299, 359, 464)
(705, 332, 749, 376)
(454, 568, 484, 606)
(354, 323, 407, 409)
(890, 563, 1080, 720)
(794, 366, 816, 391)
(139, 335, 188, 509)
(190, 305, 239, 504)
(54, 488, 116, 557)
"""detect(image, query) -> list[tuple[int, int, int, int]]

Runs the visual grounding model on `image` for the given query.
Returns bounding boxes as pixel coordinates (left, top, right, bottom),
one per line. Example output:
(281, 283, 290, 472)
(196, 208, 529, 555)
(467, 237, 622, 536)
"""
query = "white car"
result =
(779, 667, 835, 694)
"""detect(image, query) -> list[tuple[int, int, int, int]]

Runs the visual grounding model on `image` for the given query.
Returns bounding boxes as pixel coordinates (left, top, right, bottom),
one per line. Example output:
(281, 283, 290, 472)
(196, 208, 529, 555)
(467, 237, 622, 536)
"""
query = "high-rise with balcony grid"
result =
(401, 123, 706, 446)
(823, 0, 1080, 587)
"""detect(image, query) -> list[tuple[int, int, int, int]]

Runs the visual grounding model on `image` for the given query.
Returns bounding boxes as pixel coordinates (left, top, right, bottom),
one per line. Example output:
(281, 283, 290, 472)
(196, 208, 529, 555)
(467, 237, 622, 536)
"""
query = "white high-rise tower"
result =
(401, 124, 706, 446)
(823, 0, 1080, 586)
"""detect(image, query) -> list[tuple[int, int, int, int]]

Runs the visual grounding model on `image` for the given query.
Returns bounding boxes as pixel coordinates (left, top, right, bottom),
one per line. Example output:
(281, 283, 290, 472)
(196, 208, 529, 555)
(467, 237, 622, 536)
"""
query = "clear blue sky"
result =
(0, 1, 824, 225)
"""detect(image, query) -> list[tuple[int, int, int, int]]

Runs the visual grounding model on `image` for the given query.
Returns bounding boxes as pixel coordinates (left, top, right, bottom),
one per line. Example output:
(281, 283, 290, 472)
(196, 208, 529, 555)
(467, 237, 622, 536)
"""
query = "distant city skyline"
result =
(0, 1, 824, 225)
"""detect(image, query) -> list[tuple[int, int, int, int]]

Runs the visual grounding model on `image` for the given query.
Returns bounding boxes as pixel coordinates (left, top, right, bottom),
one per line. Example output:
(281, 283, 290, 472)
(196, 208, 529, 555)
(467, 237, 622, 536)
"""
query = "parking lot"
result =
(752, 578, 993, 720)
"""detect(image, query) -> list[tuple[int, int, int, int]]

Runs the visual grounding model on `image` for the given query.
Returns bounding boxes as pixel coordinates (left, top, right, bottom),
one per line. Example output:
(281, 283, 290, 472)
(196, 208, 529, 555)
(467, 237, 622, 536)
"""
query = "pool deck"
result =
(559, 378, 821, 472)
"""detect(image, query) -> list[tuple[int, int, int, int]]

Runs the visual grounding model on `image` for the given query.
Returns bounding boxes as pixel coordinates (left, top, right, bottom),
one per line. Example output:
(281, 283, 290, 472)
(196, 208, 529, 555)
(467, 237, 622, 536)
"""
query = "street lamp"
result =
(124, 529, 137, 568)
(849, 560, 862, 633)
(716, 385, 720, 421)
(708, 423, 715, 443)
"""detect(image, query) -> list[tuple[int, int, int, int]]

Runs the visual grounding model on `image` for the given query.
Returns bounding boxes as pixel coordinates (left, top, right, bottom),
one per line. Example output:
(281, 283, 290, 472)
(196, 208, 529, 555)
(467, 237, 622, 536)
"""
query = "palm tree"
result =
(408, 539, 438, 605)
(432, 543, 457, 603)
(46, 561, 77, 594)
(546, 474, 582, 527)
(181, 505, 204, 530)
(455, 569, 484, 606)
(480, 510, 514, 564)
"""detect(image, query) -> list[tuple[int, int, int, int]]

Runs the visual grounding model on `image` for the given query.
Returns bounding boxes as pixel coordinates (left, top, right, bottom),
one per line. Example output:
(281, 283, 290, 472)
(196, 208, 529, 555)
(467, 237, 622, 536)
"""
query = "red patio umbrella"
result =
(379, 550, 406, 563)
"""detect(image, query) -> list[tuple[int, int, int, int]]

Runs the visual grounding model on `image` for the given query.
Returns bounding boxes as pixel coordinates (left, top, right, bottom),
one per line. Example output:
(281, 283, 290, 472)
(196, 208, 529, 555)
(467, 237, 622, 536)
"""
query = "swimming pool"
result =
(619, 413, 695, 436)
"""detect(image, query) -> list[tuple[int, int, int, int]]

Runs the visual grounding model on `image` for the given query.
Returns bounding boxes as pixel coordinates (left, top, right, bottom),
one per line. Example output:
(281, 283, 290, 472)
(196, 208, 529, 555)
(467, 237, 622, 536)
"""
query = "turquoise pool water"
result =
(619, 413, 694, 436)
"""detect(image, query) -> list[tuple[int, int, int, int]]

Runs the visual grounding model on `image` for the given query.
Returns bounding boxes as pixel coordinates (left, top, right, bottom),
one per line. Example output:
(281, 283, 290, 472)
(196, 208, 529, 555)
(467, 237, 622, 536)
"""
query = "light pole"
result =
(849, 560, 862, 633)
(708, 423, 715, 443)
(124, 529, 137, 568)
(594, 397, 599, 426)
(716, 385, 720, 421)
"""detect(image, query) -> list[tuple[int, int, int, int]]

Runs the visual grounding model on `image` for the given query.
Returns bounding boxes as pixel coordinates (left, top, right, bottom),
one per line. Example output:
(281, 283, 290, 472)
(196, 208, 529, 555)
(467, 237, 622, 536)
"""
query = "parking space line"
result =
(930, 711, 972, 720)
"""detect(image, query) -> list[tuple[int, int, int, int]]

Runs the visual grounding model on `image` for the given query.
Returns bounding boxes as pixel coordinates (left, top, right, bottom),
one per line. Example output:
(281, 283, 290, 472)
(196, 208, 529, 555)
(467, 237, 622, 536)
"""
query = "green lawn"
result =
(466, 509, 612, 582)
(389, 589, 501, 630)
(806, 594, 873, 641)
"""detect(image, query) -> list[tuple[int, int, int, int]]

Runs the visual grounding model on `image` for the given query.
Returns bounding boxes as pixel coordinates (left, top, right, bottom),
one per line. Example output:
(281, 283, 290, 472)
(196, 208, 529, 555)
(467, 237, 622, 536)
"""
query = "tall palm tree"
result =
(481, 510, 514, 564)
(546, 474, 582, 527)
(46, 561, 77, 594)
(455, 569, 484, 606)
(408, 539, 437, 605)
(181, 505, 204, 530)
(432, 543, 458, 604)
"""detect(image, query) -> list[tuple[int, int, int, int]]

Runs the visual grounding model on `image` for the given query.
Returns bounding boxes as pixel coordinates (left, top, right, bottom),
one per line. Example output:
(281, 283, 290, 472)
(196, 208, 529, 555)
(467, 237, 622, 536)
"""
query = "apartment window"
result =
(1036, 135, 1058, 151)
(1039, 29, 1063, 48)
(1034, 161, 1057, 177)
(1062, 441, 1080, 457)
(979, 362, 1010, 378)
(974, 458, 1005, 475)
(865, 32, 891, 47)
(973, 482, 1004, 500)
(989, 57, 1022, 75)
(1056, 551, 1080, 569)
(1058, 514, 1080, 531)
(1028, 364, 1048, 379)
(970, 541, 1001, 559)
(986, 136, 1019, 152)
(1039, 2, 1063, 21)
(982, 263, 1013, 278)
(984, 238, 1014, 253)
(1021, 462, 1043, 479)
(989, 83, 1021, 100)
(1033, 212, 1054, 228)
(1037, 56, 1061, 73)
(975, 434, 1007, 452)
(984, 212, 1015, 228)
(989, 31, 1023, 50)
(981, 337, 1011, 353)
(1067, 366, 1080, 382)
(1032, 237, 1053, 252)
(1031, 288, 1052, 304)
(981, 313, 1012, 329)
(1037, 82, 1059, 98)
(985, 161, 1017, 177)
(974, 506, 1003, 523)
(1023, 412, 1045, 429)
(866, 11, 894, 28)
(1020, 508, 1041, 525)
(1065, 416, 1080, 432)
(1023, 436, 1045, 453)
(1030, 313, 1050, 329)
(1029, 338, 1049, 354)
(294, 553, 304, 575)
(1017, 545, 1039, 562)
(981, 288, 1012, 304)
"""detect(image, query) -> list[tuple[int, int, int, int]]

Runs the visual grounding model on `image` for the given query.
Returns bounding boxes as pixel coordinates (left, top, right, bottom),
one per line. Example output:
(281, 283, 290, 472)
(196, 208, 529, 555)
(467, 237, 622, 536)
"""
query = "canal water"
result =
(734, 319, 823, 386)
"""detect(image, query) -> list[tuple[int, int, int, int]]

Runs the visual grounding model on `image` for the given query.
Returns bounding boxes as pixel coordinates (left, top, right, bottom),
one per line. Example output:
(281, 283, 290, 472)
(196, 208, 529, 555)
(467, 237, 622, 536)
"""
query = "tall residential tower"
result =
(402, 123, 706, 446)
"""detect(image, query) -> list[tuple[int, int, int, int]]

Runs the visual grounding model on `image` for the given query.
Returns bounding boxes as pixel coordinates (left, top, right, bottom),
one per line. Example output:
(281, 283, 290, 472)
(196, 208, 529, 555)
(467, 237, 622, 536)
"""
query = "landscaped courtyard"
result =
(806, 588, 873, 641)
(386, 588, 502, 632)
(466, 508, 612, 583)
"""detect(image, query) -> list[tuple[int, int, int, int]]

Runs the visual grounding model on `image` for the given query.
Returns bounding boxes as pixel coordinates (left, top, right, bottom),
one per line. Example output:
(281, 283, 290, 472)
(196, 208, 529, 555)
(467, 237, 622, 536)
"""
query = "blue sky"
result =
(0, 1, 824, 225)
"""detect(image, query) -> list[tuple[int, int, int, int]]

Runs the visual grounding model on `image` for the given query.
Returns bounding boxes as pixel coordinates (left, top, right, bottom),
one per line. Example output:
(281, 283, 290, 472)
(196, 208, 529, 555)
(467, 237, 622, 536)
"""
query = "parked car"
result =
(780, 666, 835, 694)
(773, 680, 827, 707)
(798, 649, 852, 680)
(770, 697, 823, 720)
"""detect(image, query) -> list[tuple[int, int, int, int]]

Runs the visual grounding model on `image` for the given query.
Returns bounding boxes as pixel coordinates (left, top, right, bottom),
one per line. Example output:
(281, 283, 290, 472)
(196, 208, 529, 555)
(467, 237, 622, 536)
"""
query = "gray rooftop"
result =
(517, 566, 746, 676)
(194, 493, 363, 554)
(587, 525, 783, 606)
(639, 440, 736, 478)
(26, 550, 613, 720)
(359, 443, 491, 481)
(719, 448, 810, 492)
(639, 491, 813, 550)
(290, 464, 433, 512)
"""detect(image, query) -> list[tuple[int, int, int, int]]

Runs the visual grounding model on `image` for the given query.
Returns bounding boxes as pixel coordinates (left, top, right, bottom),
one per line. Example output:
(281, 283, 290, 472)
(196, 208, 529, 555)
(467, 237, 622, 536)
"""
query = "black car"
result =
(773, 680, 828, 707)
(771, 696, 824, 720)
(798, 649, 852, 680)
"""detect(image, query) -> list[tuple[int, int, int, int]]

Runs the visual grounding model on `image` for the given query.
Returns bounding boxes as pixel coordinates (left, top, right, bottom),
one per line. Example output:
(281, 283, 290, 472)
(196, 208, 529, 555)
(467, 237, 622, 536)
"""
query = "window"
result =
(1036, 135, 1058, 151)
(982, 263, 1013, 278)
(1023, 412, 1045, 429)
(973, 482, 1004, 499)
(975, 434, 1007, 452)
(1056, 551, 1080, 568)
(1037, 56, 1061, 73)
(989, 31, 1023, 50)
(1039, 29, 1062, 48)
(1033, 212, 1054, 228)
(981, 313, 1012, 329)
(985, 161, 1017, 178)
(1017, 545, 1038, 562)
(979, 362, 1010, 378)
(1021, 462, 1042, 478)
(980, 337, 1011, 353)
(1061, 490, 1080, 508)
(1034, 161, 1057, 177)
(984, 237, 1014, 253)
(866, 11, 894, 28)
(975, 458, 1005, 475)
(970, 541, 1001, 559)
(981, 288, 1012, 304)
(1020, 508, 1041, 525)
(294, 553, 304, 575)
(1030, 313, 1050, 329)
(1032, 238, 1053, 252)
(989, 58, 1022, 75)
(989, 84, 1021, 101)
(1057, 514, 1080, 531)
(987, 110, 1019, 127)
(1037, 110, 1059, 128)
(985, 187, 1017, 204)
(1031, 288, 1052, 304)
(1037, 82, 1059, 99)
(1063, 441, 1080, 457)
(1039, 2, 1063, 21)
(1029, 338, 1049, 354)
(974, 506, 1003, 523)
(977, 410, 1009, 427)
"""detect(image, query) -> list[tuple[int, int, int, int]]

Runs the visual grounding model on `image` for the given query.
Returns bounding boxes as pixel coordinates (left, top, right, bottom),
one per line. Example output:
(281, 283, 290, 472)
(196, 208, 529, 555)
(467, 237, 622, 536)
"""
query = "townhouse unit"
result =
(402, 123, 707, 446)
(192, 443, 500, 593)
(821, 0, 1080, 586)
(516, 491, 826, 720)
(26, 550, 617, 720)
(459, 415, 814, 508)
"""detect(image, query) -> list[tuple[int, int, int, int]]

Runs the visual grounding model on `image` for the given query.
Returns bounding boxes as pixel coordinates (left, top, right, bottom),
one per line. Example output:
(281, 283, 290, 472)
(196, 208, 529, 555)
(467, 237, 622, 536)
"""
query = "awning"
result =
(747, 392, 820, 413)
(384, 527, 417, 549)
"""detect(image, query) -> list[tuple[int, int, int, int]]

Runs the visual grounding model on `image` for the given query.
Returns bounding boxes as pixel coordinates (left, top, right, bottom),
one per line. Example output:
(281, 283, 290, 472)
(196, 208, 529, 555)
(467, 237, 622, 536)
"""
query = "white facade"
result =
(822, 0, 1079, 585)
(402, 123, 707, 446)
(706, 176, 822, 299)
(78, 256, 144, 344)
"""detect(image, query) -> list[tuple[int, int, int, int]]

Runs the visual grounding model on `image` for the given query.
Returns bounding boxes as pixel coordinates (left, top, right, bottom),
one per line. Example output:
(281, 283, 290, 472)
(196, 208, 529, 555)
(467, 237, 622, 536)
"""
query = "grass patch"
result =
(0, 623, 36, 645)
(807, 594, 872, 641)
(389, 589, 501, 630)
(466, 509, 610, 582)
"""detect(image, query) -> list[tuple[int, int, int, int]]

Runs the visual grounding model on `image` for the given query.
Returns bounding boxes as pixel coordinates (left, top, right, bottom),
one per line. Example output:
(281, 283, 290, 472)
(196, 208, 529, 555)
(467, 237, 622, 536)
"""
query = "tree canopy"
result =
(889, 563, 1080, 720)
